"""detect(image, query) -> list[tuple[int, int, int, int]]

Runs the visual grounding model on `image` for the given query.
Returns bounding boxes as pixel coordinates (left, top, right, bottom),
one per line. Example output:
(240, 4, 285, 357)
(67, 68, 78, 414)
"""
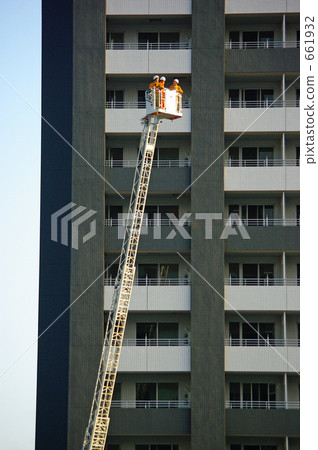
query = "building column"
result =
(282, 14, 286, 46)
(282, 73, 286, 103)
(284, 372, 288, 409)
(282, 192, 286, 224)
(282, 132, 285, 160)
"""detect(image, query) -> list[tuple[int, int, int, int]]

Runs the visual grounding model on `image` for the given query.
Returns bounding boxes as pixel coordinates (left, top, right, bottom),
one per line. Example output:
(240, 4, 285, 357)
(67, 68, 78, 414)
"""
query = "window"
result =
(106, 445, 121, 450)
(229, 89, 240, 107)
(229, 382, 240, 407)
(228, 147, 239, 165)
(297, 263, 300, 285)
(136, 323, 178, 342)
(106, 32, 124, 49)
(229, 31, 240, 48)
(229, 263, 240, 284)
(297, 30, 300, 48)
(107, 148, 123, 166)
(230, 322, 275, 344)
(136, 383, 178, 407)
(106, 90, 123, 107)
(137, 263, 179, 282)
(296, 146, 300, 166)
(138, 90, 146, 108)
(296, 88, 300, 106)
(242, 383, 276, 407)
(138, 32, 180, 49)
(296, 205, 300, 225)
(242, 263, 274, 284)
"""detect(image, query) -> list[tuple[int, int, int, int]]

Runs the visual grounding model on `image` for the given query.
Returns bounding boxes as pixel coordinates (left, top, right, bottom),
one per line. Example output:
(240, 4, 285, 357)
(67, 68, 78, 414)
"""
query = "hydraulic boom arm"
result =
(83, 115, 160, 450)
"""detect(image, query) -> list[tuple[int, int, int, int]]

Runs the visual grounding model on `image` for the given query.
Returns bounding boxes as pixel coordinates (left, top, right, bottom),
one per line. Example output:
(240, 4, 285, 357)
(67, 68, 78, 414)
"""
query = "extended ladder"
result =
(83, 115, 160, 450)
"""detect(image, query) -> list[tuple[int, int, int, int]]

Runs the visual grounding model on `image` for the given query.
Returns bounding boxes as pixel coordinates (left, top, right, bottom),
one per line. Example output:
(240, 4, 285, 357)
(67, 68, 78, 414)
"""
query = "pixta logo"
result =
(51, 202, 97, 249)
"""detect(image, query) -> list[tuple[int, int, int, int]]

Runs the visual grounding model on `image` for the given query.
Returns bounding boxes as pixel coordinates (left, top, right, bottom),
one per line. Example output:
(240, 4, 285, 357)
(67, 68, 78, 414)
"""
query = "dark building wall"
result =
(191, 1, 225, 448)
(36, 2, 105, 449)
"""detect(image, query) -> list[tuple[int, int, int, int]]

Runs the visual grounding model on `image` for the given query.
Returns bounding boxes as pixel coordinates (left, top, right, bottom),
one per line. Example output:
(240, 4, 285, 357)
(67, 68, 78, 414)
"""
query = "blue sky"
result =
(0, 1, 41, 448)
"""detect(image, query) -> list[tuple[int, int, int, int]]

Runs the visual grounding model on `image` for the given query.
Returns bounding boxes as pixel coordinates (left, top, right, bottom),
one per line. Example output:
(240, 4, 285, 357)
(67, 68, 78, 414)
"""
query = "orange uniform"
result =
(170, 84, 183, 94)
(149, 80, 159, 89)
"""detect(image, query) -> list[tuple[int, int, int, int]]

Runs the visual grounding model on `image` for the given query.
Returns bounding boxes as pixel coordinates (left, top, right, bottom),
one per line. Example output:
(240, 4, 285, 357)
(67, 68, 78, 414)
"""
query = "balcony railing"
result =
(224, 99, 299, 108)
(224, 278, 300, 286)
(111, 400, 191, 408)
(106, 42, 192, 50)
(225, 338, 300, 347)
(122, 338, 190, 346)
(225, 158, 299, 167)
(225, 400, 300, 410)
(105, 218, 191, 227)
(106, 100, 191, 109)
(225, 40, 300, 50)
(105, 277, 191, 286)
(223, 218, 300, 227)
(105, 159, 191, 168)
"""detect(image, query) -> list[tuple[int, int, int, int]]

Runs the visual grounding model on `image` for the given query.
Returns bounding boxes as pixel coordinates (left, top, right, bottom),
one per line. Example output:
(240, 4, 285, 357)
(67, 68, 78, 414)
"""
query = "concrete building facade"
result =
(36, 1, 300, 449)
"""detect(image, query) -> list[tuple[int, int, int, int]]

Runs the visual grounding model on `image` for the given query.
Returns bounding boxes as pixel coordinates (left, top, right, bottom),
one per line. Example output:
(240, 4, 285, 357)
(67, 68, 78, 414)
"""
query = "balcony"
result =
(225, 41, 299, 50)
(108, 407, 191, 436)
(225, 346, 300, 373)
(225, 400, 299, 410)
(106, 42, 191, 74)
(106, 0, 192, 16)
(117, 345, 191, 372)
(224, 226, 300, 252)
(224, 160, 300, 192)
(105, 224, 191, 252)
(224, 100, 299, 133)
(105, 103, 191, 133)
(226, 409, 300, 437)
(104, 278, 191, 311)
(224, 279, 300, 312)
(225, 339, 300, 347)
(225, 0, 299, 14)
(105, 159, 191, 193)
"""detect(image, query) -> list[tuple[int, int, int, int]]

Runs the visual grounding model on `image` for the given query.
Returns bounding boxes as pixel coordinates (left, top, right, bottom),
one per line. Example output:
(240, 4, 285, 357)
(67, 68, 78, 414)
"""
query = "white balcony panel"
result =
(224, 167, 300, 191)
(106, 0, 192, 15)
(106, 108, 191, 133)
(224, 108, 300, 133)
(225, 0, 299, 14)
(118, 346, 191, 372)
(224, 286, 300, 312)
(106, 50, 191, 74)
(104, 285, 191, 311)
(225, 347, 300, 373)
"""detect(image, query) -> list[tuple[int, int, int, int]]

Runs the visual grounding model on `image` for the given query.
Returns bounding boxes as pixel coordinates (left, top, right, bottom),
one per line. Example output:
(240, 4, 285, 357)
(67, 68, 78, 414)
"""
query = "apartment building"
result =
(36, 1, 300, 449)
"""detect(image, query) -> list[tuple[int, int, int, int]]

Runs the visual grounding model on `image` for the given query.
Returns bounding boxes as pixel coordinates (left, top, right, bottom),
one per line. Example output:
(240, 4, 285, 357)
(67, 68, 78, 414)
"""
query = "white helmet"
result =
(160, 76, 166, 81)
(153, 75, 159, 80)
(174, 79, 179, 83)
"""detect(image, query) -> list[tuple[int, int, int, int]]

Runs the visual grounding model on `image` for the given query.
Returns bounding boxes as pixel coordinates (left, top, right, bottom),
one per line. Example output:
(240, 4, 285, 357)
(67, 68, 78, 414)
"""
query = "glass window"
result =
(229, 147, 239, 165)
(158, 383, 178, 401)
(160, 32, 179, 43)
(242, 323, 258, 341)
(138, 264, 158, 279)
(229, 322, 240, 340)
(229, 31, 240, 48)
(159, 148, 179, 161)
(138, 90, 146, 108)
(158, 323, 178, 339)
(229, 382, 240, 404)
(229, 263, 240, 284)
(159, 263, 179, 279)
(136, 383, 156, 401)
(113, 383, 121, 401)
(136, 323, 157, 340)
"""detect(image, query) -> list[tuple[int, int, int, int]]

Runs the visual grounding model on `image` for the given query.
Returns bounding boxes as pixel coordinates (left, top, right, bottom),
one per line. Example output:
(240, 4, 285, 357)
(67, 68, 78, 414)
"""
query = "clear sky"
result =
(0, 1, 41, 448)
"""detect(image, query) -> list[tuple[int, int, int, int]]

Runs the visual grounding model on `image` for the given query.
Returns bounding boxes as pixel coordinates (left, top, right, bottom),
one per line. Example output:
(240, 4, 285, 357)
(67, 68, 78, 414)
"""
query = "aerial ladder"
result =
(83, 84, 183, 450)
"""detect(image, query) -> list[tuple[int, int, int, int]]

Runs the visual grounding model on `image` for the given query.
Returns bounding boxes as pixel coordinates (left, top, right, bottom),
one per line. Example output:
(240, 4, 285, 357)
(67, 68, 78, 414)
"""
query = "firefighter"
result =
(148, 75, 160, 90)
(169, 78, 183, 94)
(170, 79, 183, 112)
(149, 75, 160, 108)
(158, 76, 166, 108)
